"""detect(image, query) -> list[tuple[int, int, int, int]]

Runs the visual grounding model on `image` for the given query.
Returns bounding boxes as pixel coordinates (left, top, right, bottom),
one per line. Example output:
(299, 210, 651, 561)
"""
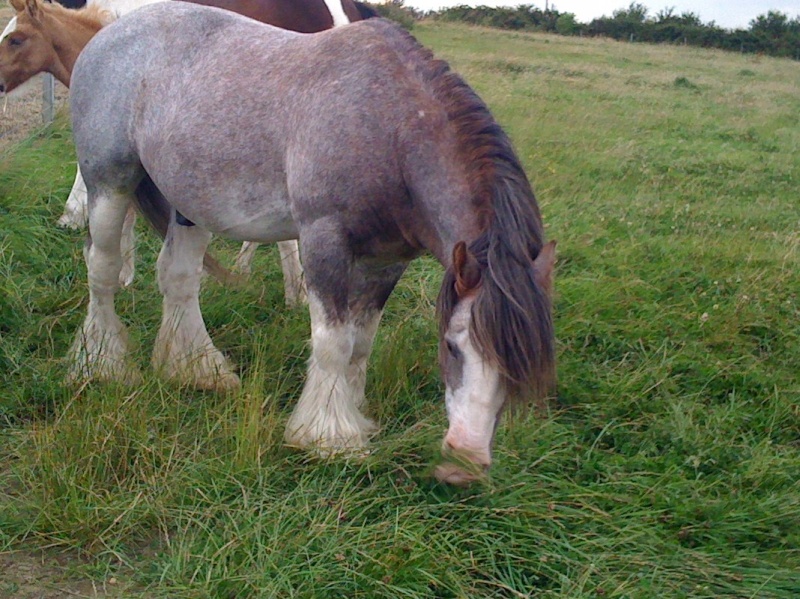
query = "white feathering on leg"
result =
(285, 293, 376, 453)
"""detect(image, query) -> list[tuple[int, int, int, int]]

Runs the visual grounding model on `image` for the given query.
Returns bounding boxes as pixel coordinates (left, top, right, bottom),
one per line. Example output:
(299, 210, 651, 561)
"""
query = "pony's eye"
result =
(8, 36, 23, 47)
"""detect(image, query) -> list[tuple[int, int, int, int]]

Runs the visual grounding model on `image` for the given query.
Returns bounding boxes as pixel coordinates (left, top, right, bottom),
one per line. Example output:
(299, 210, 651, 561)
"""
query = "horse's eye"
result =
(8, 36, 23, 47)
(446, 340, 459, 358)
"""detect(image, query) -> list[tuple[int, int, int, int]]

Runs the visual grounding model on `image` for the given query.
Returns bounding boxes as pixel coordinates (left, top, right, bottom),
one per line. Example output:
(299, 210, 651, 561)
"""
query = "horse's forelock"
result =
(438, 225, 556, 409)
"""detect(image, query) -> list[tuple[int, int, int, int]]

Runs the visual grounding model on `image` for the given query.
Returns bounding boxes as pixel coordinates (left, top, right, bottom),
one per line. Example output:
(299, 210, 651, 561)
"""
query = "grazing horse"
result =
(69, 3, 556, 484)
(0, 0, 376, 299)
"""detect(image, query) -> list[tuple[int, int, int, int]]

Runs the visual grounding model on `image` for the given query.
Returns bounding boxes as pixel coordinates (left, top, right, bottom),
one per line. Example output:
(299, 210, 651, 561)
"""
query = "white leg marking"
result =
(68, 190, 139, 384)
(58, 167, 89, 229)
(347, 310, 382, 410)
(278, 240, 307, 308)
(322, 0, 351, 27)
(118, 206, 136, 287)
(285, 293, 376, 453)
(152, 223, 240, 391)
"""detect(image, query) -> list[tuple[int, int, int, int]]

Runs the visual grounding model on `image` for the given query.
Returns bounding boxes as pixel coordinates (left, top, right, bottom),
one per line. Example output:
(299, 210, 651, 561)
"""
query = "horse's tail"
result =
(134, 175, 242, 286)
(353, 1, 379, 20)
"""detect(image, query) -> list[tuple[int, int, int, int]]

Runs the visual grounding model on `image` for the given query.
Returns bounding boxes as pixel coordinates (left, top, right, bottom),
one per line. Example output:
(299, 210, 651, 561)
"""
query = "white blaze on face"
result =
(322, 0, 351, 27)
(441, 296, 504, 468)
(1, 16, 17, 43)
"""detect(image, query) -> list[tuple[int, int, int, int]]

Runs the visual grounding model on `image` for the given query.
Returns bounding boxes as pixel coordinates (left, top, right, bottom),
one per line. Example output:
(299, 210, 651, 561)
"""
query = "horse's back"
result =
(74, 3, 424, 132)
(71, 3, 455, 235)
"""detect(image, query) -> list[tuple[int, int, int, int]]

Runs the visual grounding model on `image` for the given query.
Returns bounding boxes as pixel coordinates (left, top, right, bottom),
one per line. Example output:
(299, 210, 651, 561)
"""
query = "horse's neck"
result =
(41, 8, 105, 85)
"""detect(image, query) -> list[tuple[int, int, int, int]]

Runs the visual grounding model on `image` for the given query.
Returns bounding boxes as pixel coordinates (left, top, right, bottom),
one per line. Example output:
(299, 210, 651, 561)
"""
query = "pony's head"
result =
(435, 239, 556, 485)
(0, 0, 109, 93)
(0, 0, 54, 93)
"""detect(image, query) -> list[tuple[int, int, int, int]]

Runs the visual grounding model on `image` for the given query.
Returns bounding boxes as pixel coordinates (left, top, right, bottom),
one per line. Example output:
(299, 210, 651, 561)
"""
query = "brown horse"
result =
(189, 0, 373, 31)
(0, 0, 376, 297)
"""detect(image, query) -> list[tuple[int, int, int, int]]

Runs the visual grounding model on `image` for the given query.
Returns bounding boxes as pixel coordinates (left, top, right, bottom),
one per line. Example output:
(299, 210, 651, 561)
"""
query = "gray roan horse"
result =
(69, 3, 556, 484)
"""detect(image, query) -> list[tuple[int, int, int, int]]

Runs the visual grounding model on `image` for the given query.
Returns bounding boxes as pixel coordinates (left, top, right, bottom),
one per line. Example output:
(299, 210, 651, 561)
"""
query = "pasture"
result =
(1, 18, 798, 598)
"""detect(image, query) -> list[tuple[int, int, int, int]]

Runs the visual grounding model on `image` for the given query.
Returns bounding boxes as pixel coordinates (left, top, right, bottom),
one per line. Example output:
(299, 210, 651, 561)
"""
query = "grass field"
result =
(1, 21, 798, 598)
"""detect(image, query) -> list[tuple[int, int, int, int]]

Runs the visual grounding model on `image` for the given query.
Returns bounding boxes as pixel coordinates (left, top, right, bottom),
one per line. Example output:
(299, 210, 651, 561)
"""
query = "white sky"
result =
(403, 1, 800, 30)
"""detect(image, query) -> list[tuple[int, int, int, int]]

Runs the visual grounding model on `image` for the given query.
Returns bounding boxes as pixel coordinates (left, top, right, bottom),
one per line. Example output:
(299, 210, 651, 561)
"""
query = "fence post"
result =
(42, 73, 55, 125)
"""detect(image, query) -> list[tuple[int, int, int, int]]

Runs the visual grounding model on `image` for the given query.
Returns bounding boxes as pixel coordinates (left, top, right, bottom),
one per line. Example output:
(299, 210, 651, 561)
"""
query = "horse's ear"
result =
(9, 0, 26, 13)
(532, 240, 556, 295)
(21, 0, 40, 20)
(453, 241, 481, 297)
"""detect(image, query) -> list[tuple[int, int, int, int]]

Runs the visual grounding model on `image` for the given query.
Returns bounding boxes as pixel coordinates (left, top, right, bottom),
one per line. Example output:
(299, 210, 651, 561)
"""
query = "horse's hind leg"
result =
(235, 240, 307, 308)
(234, 241, 258, 275)
(58, 166, 88, 229)
(68, 189, 140, 384)
(285, 245, 405, 453)
(152, 221, 240, 391)
(59, 166, 137, 288)
(278, 240, 306, 308)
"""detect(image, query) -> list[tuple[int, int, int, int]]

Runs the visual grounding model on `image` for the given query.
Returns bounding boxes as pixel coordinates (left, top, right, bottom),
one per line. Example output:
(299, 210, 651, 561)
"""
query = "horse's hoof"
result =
(201, 371, 241, 392)
(57, 213, 85, 230)
(119, 266, 135, 288)
(283, 416, 377, 457)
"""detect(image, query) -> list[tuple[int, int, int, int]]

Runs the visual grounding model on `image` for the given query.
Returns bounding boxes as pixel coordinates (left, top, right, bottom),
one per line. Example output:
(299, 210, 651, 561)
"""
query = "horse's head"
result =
(436, 239, 556, 486)
(0, 0, 50, 94)
(0, 0, 110, 93)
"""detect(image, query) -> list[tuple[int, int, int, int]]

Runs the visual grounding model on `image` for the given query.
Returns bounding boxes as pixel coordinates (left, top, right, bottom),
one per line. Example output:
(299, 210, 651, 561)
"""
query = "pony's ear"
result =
(453, 241, 481, 297)
(20, 0, 39, 20)
(9, 0, 26, 13)
(532, 240, 556, 295)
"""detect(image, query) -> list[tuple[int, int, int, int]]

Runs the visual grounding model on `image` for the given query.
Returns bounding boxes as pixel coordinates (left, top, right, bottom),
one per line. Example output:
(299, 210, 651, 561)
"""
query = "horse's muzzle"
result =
(435, 437, 491, 486)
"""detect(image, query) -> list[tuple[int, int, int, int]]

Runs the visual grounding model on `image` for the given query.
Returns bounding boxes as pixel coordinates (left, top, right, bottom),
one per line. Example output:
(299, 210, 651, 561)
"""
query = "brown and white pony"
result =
(0, 0, 376, 298)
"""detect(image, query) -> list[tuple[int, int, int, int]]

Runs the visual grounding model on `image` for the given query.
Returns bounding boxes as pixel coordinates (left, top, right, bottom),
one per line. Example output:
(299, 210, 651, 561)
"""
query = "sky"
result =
(402, 1, 800, 30)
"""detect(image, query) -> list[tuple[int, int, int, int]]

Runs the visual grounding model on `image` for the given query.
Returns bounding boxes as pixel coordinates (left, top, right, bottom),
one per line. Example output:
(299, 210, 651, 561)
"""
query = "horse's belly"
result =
(219, 212, 298, 243)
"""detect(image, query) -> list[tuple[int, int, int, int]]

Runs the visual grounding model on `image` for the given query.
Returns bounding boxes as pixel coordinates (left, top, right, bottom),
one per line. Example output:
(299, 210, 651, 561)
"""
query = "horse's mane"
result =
(366, 20, 556, 404)
(41, 1, 115, 29)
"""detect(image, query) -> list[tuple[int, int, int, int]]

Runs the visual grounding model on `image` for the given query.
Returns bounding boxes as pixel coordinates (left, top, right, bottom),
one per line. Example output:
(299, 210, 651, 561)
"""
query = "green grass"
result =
(1, 22, 798, 598)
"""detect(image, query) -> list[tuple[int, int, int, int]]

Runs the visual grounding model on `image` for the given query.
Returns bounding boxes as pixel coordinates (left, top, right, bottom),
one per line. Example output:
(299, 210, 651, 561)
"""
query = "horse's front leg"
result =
(284, 290, 379, 454)
(151, 220, 240, 391)
(68, 189, 140, 384)
(284, 229, 405, 453)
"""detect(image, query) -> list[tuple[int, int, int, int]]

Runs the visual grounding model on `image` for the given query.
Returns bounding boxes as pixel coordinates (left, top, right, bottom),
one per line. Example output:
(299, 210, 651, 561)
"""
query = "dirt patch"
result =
(0, 550, 144, 598)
